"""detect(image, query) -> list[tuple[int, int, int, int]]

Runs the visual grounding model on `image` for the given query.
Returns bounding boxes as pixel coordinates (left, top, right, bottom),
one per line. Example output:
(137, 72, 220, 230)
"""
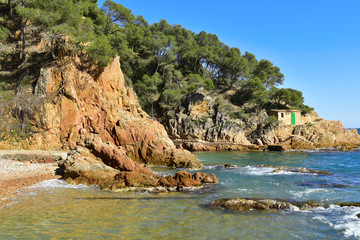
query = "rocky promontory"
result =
(164, 91, 360, 151)
(0, 33, 208, 190)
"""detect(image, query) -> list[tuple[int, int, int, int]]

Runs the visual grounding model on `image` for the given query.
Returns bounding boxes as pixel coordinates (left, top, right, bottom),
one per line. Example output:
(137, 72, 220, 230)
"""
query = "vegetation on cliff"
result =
(0, 0, 312, 119)
(5, 0, 358, 152)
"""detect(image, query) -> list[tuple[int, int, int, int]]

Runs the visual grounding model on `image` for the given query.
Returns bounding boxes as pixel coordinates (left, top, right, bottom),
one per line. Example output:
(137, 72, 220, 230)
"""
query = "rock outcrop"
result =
(60, 150, 217, 191)
(211, 198, 320, 211)
(166, 92, 256, 151)
(2, 56, 201, 168)
(256, 165, 331, 175)
(164, 91, 360, 151)
(0, 36, 206, 189)
(264, 115, 360, 150)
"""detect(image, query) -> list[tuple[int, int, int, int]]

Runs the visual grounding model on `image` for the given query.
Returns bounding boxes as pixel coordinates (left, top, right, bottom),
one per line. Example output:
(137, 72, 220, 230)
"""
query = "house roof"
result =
(270, 109, 301, 112)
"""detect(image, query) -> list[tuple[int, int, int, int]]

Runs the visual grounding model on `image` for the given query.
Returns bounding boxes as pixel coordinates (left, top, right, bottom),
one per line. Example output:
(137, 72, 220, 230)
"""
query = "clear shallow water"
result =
(1, 150, 360, 239)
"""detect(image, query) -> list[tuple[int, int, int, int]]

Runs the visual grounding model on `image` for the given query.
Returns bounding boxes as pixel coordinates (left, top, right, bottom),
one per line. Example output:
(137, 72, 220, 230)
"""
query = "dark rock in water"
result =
(267, 145, 291, 151)
(256, 164, 330, 175)
(297, 182, 348, 188)
(224, 163, 236, 168)
(157, 171, 218, 189)
(338, 202, 360, 207)
(357, 213, 360, 219)
(211, 198, 320, 211)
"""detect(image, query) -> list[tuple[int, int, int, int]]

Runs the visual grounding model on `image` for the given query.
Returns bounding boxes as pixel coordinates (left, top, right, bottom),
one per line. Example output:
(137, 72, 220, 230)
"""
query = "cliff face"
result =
(166, 92, 257, 151)
(265, 116, 360, 150)
(1, 56, 201, 169)
(165, 92, 360, 151)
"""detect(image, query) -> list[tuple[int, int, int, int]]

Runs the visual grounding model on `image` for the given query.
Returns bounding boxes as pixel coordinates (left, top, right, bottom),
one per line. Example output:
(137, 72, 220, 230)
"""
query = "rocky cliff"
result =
(1, 55, 201, 167)
(165, 91, 360, 151)
(0, 30, 213, 189)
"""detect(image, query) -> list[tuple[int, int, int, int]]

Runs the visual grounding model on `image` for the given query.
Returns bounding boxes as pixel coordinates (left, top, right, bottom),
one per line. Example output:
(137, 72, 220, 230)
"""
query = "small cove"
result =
(1, 150, 360, 239)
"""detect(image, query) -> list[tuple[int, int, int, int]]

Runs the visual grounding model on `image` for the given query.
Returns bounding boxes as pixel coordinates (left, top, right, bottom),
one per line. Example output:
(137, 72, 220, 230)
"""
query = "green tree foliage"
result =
(186, 74, 214, 92)
(134, 73, 161, 116)
(252, 59, 284, 89)
(4, 0, 312, 118)
(231, 78, 269, 107)
(273, 88, 304, 108)
(271, 88, 314, 113)
(0, 26, 9, 41)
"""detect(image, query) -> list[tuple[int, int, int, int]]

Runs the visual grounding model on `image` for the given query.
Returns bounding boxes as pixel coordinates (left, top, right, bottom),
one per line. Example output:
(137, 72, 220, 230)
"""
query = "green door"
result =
(291, 112, 296, 125)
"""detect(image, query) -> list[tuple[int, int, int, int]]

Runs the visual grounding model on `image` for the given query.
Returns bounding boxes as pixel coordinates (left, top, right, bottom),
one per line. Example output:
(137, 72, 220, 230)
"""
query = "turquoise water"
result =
(1, 150, 360, 239)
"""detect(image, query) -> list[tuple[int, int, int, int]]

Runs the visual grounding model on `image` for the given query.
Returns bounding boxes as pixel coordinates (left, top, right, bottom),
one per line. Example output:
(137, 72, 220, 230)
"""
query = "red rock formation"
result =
(16, 56, 202, 170)
(0, 54, 208, 189)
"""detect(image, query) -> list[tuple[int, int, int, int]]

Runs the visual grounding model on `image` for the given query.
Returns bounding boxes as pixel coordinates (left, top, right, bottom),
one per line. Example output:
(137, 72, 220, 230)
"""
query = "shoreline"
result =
(0, 157, 60, 202)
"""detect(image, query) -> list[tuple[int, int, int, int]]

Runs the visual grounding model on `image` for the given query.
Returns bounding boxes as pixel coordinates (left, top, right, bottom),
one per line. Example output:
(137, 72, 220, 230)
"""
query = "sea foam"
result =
(28, 179, 92, 190)
(312, 204, 360, 239)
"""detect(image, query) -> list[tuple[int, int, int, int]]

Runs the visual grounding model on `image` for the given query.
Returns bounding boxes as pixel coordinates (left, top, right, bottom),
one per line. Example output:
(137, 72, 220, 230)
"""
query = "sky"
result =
(98, 0, 360, 128)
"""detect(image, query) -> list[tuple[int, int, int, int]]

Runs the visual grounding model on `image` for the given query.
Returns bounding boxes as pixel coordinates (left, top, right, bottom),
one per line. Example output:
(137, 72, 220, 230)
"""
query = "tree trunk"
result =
(20, 19, 26, 60)
(8, 0, 13, 19)
(20, 0, 26, 61)
(50, 36, 56, 60)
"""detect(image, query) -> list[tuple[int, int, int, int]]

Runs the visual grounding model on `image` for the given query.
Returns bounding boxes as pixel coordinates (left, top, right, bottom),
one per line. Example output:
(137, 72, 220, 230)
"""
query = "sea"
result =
(1, 133, 360, 239)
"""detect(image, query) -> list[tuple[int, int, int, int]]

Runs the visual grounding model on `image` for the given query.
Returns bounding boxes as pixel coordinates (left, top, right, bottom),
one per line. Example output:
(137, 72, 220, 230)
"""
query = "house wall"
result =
(274, 111, 302, 125)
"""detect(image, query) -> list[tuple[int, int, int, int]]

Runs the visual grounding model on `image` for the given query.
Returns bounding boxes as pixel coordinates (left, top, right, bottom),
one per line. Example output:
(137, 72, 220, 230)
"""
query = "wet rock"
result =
(357, 213, 360, 219)
(114, 172, 158, 187)
(157, 175, 177, 188)
(211, 198, 320, 211)
(256, 165, 330, 175)
(169, 149, 202, 169)
(157, 171, 218, 189)
(224, 163, 236, 168)
(267, 145, 290, 152)
(174, 171, 201, 187)
(192, 172, 218, 183)
(297, 182, 348, 188)
(339, 202, 360, 207)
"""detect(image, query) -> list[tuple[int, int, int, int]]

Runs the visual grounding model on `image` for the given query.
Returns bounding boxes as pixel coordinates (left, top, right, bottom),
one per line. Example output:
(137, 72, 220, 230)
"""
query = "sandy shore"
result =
(0, 155, 62, 201)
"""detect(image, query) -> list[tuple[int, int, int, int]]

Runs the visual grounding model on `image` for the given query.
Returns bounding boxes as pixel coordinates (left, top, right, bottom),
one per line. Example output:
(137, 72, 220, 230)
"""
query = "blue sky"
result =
(98, 0, 360, 128)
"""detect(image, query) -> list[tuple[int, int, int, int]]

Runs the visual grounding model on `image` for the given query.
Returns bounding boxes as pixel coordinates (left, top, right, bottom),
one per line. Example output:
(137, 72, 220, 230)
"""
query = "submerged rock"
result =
(224, 163, 236, 168)
(297, 182, 348, 188)
(211, 198, 320, 211)
(338, 202, 360, 207)
(256, 165, 330, 175)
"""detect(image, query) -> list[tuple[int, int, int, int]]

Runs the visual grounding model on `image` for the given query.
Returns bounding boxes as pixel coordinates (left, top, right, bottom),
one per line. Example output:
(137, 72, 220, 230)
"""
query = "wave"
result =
(311, 204, 360, 239)
(289, 188, 332, 198)
(238, 165, 315, 176)
(202, 164, 238, 170)
(27, 179, 92, 190)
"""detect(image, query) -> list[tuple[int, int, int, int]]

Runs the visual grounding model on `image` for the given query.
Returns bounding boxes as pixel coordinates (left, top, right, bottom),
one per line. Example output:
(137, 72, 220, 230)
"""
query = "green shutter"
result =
(291, 112, 296, 125)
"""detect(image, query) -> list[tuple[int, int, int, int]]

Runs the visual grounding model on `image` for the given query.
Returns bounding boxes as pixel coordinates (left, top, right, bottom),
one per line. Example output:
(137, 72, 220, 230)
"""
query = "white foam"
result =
(236, 166, 306, 176)
(238, 165, 275, 175)
(202, 164, 238, 170)
(312, 204, 360, 239)
(27, 179, 91, 189)
(289, 188, 331, 198)
(202, 165, 218, 170)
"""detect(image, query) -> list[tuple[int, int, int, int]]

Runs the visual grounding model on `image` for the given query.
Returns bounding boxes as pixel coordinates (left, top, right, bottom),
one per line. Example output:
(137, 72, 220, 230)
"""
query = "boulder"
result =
(211, 198, 320, 211)
(158, 171, 218, 188)
(192, 172, 218, 183)
(175, 171, 201, 187)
